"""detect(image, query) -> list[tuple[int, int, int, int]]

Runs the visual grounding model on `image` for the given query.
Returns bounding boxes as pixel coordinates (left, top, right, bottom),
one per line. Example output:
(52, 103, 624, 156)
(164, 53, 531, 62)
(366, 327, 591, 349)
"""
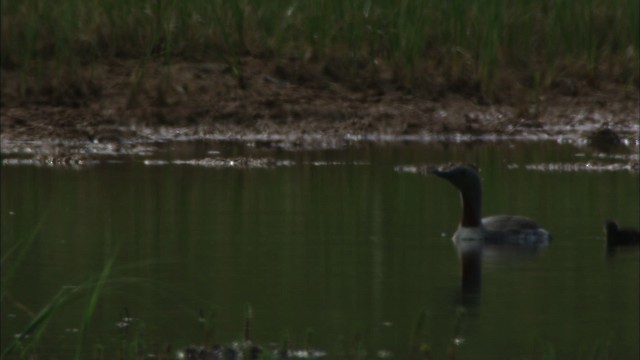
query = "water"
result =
(1, 141, 638, 359)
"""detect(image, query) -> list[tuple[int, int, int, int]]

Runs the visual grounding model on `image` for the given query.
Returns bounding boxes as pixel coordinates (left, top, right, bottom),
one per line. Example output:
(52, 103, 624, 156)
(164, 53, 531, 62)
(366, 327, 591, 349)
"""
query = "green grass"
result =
(1, 0, 638, 96)
(0, 215, 149, 360)
(0, 216, 118, 359)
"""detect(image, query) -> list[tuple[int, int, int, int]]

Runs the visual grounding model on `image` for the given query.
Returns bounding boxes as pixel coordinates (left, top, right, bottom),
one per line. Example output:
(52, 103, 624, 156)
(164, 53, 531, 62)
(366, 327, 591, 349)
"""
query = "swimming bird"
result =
(604, 220, 639, 247)
(431, 164, 550, 292)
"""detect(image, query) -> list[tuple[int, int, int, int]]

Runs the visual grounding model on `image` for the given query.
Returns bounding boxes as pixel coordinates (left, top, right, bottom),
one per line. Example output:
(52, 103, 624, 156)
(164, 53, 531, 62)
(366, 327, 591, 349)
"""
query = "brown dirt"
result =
(1, 57, 639, 155)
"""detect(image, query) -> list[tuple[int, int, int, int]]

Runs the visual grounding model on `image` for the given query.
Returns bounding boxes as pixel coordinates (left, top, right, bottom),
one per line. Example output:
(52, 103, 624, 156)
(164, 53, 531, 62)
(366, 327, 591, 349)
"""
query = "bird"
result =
(430, 164, 551, 292)
(604, 220, 639, 248)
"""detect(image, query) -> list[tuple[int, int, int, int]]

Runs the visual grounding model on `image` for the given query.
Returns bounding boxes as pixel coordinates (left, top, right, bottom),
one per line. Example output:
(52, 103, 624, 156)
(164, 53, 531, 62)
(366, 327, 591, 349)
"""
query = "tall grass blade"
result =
(75, 254, 116, 360)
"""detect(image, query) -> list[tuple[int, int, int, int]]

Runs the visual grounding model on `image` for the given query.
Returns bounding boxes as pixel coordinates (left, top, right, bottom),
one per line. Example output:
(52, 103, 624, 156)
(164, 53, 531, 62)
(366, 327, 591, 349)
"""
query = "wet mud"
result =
(1, 59, 639, 165)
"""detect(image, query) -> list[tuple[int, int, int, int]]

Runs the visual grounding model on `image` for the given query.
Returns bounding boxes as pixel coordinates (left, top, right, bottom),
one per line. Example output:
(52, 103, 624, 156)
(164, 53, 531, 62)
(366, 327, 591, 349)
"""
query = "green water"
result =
(1, 141, 639, 359)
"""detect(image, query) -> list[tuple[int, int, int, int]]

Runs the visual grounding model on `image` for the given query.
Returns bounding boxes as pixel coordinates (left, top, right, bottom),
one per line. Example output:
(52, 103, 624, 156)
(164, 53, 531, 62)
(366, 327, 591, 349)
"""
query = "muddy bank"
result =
(1, 58, 639, 156)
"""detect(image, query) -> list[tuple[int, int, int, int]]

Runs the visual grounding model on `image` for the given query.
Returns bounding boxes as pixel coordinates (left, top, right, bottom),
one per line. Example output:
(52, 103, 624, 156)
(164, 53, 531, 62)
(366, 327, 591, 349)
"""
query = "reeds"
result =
(1, 215, 124, 359)
(2, 0, 638, 96)
(1, 254, 118, 359)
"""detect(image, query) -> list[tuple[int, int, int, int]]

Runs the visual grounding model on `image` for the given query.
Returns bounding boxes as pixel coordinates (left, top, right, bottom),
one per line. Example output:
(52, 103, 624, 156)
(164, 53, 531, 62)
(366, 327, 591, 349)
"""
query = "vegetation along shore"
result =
(1, 0, 638, 153)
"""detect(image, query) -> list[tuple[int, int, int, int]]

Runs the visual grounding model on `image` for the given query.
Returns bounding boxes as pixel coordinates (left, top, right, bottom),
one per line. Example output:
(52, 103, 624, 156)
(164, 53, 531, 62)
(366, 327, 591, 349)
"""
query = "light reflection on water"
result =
(1, 141, 638, 359)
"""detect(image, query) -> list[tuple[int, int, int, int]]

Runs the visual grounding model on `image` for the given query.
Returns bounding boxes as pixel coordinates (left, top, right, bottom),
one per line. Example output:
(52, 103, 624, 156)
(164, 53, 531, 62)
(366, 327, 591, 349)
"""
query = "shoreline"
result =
(1, 59, 639, 156)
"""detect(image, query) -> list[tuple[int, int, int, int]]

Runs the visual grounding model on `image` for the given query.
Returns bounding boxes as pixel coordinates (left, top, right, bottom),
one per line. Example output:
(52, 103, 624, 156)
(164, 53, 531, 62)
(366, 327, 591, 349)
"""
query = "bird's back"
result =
(482, 215, 542, 231)
(482, 215, 550, 247)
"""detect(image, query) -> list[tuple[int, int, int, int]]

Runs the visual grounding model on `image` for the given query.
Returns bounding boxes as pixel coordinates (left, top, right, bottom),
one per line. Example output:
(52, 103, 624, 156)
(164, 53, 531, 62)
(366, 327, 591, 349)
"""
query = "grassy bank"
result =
(1, 0, 639, 97)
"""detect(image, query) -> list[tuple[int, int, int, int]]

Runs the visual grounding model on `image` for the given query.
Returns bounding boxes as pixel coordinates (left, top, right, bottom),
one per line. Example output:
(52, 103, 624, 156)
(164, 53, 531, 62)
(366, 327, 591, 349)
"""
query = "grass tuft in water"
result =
(1, 267, 122, 359)
(0, 219, 147, 359)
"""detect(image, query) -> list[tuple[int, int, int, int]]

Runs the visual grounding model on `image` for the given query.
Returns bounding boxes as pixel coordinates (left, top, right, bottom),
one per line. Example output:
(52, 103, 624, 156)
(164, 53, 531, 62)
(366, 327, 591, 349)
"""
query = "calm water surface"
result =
(1, 141, 638, 359)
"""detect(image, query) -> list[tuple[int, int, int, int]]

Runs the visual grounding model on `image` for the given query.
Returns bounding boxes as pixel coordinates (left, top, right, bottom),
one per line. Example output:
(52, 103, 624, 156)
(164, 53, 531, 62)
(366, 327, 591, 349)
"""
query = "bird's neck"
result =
(460, 190, 482, 227)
